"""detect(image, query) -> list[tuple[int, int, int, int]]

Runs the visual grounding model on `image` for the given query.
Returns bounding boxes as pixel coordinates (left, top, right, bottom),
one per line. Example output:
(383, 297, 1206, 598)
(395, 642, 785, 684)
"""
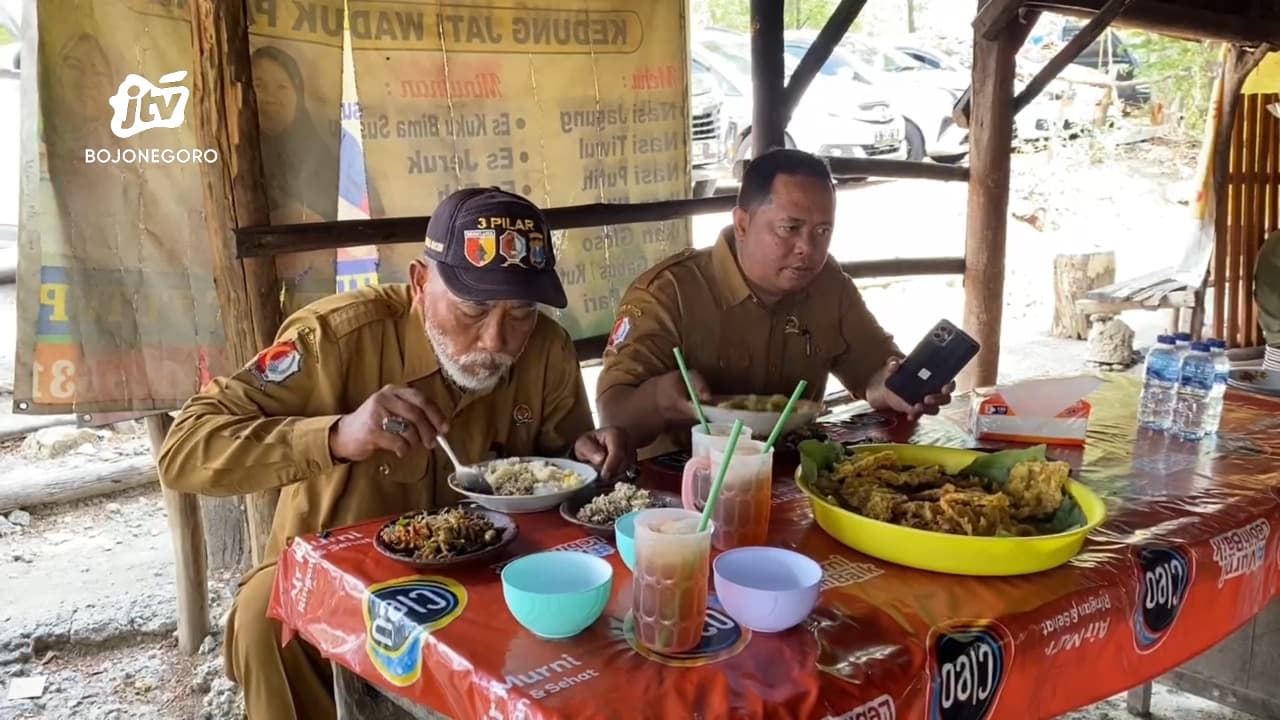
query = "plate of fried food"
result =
(375, 506, 519, 569)
(449, 457, 597, 513)
(795, 442, 1106, 576)
(559, 482, 681, 538)
(703, 394, 824, 439)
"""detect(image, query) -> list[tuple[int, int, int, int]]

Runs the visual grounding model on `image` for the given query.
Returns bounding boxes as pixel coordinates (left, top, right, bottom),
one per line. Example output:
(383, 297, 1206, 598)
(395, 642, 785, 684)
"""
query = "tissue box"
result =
(968, 388, 1092, 446)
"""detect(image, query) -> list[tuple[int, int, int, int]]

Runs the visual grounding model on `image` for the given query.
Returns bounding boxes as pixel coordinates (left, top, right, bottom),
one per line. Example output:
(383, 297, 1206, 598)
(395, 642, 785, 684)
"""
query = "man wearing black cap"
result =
(158, 188, 633, 720)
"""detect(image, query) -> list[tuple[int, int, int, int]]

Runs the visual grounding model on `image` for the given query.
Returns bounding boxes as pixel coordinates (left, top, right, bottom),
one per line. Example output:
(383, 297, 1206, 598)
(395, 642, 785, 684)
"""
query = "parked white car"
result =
(784, 32, 968, 163)
(892, 37, 1119, 143)
(695, 31, 908, 180)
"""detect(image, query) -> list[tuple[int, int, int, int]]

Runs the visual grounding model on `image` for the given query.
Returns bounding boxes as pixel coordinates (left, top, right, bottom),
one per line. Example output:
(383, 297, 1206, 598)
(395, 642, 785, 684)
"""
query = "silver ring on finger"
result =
(381, 415, 409, 435)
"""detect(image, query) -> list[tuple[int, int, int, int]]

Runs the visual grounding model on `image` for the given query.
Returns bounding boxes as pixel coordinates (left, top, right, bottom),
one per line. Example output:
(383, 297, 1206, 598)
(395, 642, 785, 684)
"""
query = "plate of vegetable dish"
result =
(795, 442, 1106, 576)
(559, 483, 681, 537)
(375, 506, 518, 569)
(448, 457, 597, 513)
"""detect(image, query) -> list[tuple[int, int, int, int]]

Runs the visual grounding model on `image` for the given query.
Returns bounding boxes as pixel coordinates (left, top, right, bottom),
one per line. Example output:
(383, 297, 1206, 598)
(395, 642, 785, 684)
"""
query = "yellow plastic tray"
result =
(795, 444, 1107, 576)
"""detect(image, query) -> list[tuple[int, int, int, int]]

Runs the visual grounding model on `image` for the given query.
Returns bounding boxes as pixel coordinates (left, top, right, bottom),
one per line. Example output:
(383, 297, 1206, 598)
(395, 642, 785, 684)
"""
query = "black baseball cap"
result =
(424, 187, 567, 309)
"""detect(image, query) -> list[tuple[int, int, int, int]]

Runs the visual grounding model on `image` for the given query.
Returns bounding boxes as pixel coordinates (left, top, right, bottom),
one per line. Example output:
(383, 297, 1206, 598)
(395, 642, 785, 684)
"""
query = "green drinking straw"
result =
(672, 347, 710, 433)
(698, 420, 744, 533)
(762, 380, 808, 452)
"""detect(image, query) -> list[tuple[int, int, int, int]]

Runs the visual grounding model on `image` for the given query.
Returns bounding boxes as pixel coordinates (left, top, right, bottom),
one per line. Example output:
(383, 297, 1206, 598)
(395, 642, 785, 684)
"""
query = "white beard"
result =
(422, 314, 514, 395)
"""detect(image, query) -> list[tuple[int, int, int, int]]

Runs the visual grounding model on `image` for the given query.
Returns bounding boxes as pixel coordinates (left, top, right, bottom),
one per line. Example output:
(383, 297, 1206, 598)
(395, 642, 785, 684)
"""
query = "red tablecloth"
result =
(269, 376, 1280, 719)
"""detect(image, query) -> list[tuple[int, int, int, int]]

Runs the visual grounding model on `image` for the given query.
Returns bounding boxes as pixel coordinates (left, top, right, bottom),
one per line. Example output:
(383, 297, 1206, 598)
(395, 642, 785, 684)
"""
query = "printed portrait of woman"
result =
(252, 45, 345, 224)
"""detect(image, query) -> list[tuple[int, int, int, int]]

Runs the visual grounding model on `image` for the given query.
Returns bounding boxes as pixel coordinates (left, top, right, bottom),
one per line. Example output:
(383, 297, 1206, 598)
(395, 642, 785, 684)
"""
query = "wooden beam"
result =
(827, 158, 969, 182)
(780, 0, 869, 125)
(1028, 0, 1280, 46)
(961, 10, 1022, 390)
(237, 162, 967, 259)
(1012, 0, 1137, 115)
(974, 0, 1028, 41)
(571, 256, 966, 362)
(954, 10, 1041, 129)
(147, 414, 209, 657)
(750, 0, 787, 155)
(190, 0, 281, 568)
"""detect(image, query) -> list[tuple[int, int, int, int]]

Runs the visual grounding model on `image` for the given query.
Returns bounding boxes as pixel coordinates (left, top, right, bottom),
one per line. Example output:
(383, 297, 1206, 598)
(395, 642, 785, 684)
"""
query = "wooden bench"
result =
(1074, 267, 1202, 335)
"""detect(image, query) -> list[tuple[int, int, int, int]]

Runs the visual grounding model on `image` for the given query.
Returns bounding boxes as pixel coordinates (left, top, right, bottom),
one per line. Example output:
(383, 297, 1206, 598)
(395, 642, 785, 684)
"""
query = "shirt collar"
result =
(711, 225, 754, 309)
(400, 303, 442, 383)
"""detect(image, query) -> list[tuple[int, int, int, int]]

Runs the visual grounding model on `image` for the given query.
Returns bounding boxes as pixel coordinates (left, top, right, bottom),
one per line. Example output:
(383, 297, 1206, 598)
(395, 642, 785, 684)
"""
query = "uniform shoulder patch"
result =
(247, 340, 304, 385)
(632, 247, 699, 290)
(606, 314, 633, 350)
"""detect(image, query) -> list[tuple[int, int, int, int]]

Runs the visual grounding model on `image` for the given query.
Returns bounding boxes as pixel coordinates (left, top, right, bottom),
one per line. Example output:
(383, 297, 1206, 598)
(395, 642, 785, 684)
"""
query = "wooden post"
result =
(960, 6, 1024, 390)
(189, 0, 283, 567)
(749, 0, 787, 156)
(1051, 251, 1117, 339)
(147, 414, 209, 656)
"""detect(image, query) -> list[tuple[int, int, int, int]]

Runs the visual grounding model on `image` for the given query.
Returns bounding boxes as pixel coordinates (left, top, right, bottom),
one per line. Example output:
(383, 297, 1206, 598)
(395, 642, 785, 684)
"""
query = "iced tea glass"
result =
(687, 424, 755, 511)
(690, 423, 755, 459)
(681, 438, 773, 550)
(631, 508, 714, 654)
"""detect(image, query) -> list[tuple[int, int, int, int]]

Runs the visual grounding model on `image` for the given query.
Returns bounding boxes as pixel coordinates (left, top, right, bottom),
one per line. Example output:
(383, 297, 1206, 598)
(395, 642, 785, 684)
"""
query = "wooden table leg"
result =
(1126, 682, 1153, 717)
(146, 414, 209, 656)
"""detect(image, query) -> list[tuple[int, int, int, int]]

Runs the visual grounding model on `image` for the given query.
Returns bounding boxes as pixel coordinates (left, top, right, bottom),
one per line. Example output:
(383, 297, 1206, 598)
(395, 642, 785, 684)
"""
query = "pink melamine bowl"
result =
(713, 546, 823, 633)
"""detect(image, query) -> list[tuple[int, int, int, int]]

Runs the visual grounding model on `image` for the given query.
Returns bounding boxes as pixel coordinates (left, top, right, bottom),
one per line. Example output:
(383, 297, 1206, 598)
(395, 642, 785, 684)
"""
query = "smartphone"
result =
(884, 320, 981, 406)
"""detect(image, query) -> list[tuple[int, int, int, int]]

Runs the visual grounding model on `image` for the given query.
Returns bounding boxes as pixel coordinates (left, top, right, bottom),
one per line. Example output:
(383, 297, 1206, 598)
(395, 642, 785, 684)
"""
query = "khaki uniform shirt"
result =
(598, 227, 899, 404)
(158, 284, 593, 565)
(1258, 230, 1280, 344)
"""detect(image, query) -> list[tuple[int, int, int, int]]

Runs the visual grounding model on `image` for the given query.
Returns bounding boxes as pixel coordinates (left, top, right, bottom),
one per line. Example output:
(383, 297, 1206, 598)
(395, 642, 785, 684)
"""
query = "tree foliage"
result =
(1127, 32, 1221, 134)
(704, 0, 842, 32)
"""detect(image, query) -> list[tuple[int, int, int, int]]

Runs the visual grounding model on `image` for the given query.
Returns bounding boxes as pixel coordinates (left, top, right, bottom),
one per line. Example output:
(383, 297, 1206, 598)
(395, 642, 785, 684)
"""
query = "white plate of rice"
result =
(448, 457, 598, 513)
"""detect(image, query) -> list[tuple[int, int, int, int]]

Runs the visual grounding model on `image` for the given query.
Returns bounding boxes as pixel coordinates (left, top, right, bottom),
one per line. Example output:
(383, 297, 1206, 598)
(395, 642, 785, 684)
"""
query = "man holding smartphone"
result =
(596, 148, 954, 450)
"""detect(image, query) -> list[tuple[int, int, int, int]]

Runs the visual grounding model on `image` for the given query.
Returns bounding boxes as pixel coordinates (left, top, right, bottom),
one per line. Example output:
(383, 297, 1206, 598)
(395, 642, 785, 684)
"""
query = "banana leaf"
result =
(798, 439, 843, 487)
(959, 445, 1048, 486)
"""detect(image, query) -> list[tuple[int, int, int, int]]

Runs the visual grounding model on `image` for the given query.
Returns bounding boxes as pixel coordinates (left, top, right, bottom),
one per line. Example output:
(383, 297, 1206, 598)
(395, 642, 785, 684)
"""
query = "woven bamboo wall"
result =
(1213, 92, 1279, 348)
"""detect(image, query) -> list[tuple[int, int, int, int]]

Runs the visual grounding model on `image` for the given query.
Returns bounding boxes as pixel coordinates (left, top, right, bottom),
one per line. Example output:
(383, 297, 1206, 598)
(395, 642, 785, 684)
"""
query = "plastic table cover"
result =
(269, 376, 1280, 719)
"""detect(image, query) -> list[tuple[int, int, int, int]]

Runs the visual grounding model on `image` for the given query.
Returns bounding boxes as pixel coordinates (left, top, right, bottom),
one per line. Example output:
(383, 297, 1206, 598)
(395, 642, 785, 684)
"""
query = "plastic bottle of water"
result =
(1172, 342, 1216, 441)
(1173, 331, 1193, 361)
(1138, 334, 1179, 431)
(1203, 338, 1229, 435)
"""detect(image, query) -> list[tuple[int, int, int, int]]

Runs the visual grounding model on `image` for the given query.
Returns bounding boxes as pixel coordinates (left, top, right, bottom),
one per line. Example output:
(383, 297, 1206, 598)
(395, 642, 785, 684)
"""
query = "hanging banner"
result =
(14, 0, 692, 415)
(346, 0, 692, 337)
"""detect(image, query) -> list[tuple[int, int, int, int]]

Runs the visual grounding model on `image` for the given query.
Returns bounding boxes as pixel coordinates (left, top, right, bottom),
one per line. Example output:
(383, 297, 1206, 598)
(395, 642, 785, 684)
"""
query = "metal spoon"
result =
(439, 436, 493, 494)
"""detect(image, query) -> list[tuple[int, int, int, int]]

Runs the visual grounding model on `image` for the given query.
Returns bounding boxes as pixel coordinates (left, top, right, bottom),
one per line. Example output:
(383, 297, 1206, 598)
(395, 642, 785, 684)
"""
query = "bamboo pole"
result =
(189, 0, 282, 566)
(236, 161, 969, 259)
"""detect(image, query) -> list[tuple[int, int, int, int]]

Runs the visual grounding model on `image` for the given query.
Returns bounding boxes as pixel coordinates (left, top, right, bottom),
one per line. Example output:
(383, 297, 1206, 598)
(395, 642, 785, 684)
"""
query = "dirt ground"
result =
(0, 121, 1257, 719)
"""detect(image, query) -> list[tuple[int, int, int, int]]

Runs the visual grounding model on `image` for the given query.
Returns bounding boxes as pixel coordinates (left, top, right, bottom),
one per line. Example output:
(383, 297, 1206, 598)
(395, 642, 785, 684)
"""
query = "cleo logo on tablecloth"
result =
(1132, 546, 1193, 654)
(621, 596, 750, 667)
(363, 576, 467, 686)
(927, 621, 1012, 720)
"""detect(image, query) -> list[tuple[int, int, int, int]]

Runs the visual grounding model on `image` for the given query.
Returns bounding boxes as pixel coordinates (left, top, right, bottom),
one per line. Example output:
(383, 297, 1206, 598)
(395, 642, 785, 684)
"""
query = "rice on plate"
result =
(484, 459, 587, 496)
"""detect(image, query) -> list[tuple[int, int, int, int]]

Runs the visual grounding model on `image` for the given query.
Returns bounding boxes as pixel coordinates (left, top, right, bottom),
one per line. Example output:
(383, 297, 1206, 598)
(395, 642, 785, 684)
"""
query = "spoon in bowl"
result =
(438, 436, 494, 494)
